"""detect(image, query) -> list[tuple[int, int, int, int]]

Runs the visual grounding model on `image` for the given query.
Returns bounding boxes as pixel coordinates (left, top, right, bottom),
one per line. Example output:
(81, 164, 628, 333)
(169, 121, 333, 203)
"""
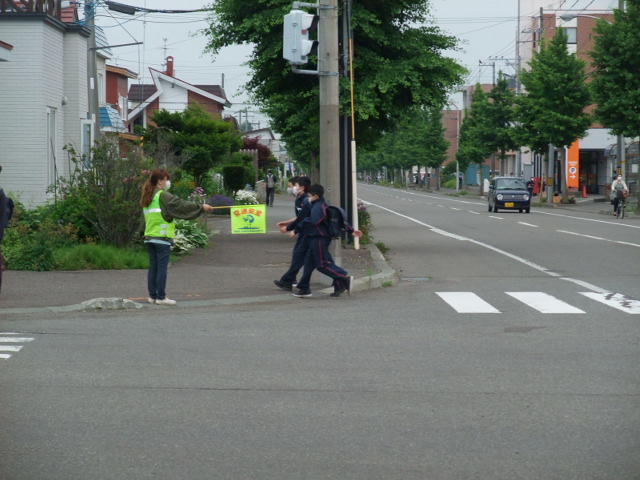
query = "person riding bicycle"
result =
(611, 175, 628, 215)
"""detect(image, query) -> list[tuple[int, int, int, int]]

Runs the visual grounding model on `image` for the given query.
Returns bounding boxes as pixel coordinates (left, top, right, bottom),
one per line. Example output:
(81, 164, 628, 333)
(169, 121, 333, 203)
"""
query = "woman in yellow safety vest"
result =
(140, 169, 214, 305)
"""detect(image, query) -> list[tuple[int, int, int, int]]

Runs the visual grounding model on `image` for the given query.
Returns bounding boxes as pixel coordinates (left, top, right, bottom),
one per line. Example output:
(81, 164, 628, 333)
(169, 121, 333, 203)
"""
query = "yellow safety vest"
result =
(143, 190, 175, 238)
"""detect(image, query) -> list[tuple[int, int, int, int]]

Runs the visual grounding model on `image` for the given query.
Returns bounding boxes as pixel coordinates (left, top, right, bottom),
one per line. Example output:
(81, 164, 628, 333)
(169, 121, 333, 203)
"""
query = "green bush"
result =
(357, 202, 373, 245)
(172, 219, 210, 255)
(57, 141, 151, 247)
(53, 244, 149, 270)
(442, 178, 456, 189)
(49, 194, 97, 240)
(3, 214, 78, 271)
(223, 165, 248, 193)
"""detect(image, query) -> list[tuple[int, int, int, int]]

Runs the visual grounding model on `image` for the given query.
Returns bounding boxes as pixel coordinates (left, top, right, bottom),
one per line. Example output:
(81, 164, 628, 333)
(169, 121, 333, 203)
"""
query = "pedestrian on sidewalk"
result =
(610, 175, 629, 215)
(273, 176, 311, 291)
(265, 170, 277, 207)
(291, 184, 362, 298)
(140, 169, 215, 306)
(0, 166, 14, 295)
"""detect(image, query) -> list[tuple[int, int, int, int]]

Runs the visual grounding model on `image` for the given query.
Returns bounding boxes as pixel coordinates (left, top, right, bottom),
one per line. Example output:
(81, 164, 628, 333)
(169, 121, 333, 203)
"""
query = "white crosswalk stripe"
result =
(506, 292, 585, 314)
(436, 291, 640, 315)
(579, 292, 640, 314)
(436, 292, 501, 313)
(0, 333, 35, 361)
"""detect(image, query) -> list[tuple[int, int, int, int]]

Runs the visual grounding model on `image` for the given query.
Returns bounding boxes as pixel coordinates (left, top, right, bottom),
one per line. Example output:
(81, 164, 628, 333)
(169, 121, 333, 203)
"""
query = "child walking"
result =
(291, 184, 361, 298)
(274, 176, 312, 291)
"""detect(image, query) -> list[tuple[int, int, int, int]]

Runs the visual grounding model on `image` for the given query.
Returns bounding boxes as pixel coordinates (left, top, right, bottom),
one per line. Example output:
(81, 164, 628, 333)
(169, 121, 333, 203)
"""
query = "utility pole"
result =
(515, 0, 523, 176)
(617, 0, 626, 182)
(319, 0, 340, 208)
(86, 1, 100, 142)
(479, 60, 496, 85)
(547, 143, 554, 205)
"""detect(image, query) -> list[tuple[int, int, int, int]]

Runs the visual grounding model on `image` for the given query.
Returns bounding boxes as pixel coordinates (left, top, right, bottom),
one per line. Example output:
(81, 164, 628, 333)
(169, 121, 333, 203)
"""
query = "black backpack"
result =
(325, 205, 349, 238)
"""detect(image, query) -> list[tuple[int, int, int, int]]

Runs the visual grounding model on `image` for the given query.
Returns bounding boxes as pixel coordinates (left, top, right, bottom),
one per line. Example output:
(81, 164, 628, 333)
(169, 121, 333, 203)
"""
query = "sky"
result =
(95, 0, 619, 129)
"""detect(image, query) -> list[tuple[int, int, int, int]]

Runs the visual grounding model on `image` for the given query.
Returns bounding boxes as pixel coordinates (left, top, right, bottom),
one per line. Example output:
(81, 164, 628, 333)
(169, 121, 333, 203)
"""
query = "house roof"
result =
(243, 128, 276, 140)
(106, 64, 138, 79)
(99, 105, 126, 133)
(128, 83, 228, 104)
(128, 68, 230, 121)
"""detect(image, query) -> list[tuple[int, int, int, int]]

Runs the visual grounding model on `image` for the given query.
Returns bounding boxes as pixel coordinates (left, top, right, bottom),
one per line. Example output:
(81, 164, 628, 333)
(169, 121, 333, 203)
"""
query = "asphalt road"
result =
(0, 185, 638, 480)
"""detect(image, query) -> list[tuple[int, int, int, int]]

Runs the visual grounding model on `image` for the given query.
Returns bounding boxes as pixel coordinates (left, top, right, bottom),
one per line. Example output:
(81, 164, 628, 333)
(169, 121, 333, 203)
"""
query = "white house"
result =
(0, 1, 109, 206)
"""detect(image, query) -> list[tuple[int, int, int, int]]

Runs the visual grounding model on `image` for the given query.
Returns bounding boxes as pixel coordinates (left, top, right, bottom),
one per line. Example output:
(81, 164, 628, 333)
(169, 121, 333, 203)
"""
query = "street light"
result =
(558, 14, 608, 22)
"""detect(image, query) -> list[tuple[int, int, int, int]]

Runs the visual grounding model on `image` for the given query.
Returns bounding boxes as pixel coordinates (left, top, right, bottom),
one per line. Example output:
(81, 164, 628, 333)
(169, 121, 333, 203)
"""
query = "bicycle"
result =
(616, 196, 626, 219)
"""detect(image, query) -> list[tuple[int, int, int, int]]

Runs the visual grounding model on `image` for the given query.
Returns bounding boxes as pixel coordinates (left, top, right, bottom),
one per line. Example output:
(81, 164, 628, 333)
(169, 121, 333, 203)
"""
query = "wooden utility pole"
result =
(617, 0, 626, 182)
(86, 0, 100, 142)
(318, 0, 340, 207)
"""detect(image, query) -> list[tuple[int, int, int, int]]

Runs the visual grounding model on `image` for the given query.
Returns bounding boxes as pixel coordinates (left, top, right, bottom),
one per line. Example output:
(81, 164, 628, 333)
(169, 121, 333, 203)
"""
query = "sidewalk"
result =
(0, 198, 387, 310)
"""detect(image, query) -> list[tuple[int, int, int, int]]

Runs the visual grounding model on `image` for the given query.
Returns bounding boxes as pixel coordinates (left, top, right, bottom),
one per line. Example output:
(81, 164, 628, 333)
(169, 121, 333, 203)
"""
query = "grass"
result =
(382, 281, 393, 288)
(53, 244, 149, 270)
(375, 241, 390, 256)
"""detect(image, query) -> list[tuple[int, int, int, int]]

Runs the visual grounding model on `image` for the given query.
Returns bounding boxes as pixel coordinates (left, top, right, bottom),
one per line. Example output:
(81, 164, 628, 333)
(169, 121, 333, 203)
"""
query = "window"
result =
(97, 72, 106, 105)
(80, 119, 93, 169)
(119, 95, 128, 120)
(560, 27, 577, 44)
(46, 107, 57, 185)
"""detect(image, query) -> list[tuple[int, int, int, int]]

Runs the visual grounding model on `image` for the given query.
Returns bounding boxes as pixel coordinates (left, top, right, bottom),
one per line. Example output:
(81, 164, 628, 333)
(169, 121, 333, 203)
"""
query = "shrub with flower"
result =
(357, 201, 372, 245)
(208, 194, 233, 215)
(188, 186, 207, 205)
(234, 189, 258, 205)
(172, 219, 210, 255)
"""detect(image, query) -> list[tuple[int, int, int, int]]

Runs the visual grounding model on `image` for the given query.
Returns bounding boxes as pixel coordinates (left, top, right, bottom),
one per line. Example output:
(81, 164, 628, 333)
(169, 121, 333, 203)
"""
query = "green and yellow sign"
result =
(230, 205, 267, 234)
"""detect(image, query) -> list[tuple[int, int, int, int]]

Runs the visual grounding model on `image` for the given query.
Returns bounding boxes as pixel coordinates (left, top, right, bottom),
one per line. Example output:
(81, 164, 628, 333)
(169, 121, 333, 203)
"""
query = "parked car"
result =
(488, 177, 531, 213)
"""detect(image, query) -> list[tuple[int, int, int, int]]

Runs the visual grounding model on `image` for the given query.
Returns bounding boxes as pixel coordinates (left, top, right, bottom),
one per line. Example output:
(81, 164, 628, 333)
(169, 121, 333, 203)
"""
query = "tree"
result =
(456, 86, 493, 192)
(145, 103, 242, 185)
(242, 137, 278, 171)
(516, 29, 591, 200)
(590, 0, 640, 140)
(486, 74, 518, 174)
(204, 1, 465, 164)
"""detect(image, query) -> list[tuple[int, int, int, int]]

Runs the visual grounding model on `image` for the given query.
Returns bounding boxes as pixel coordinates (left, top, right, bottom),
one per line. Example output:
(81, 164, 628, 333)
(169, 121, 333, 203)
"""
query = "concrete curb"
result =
(319, 242, 398, 295)
(0, 244, 398, 315)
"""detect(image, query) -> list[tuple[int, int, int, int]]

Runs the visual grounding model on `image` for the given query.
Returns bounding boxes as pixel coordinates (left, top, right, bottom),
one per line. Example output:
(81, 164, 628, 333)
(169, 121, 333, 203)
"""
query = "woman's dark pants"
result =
(147, 243, 171, 300)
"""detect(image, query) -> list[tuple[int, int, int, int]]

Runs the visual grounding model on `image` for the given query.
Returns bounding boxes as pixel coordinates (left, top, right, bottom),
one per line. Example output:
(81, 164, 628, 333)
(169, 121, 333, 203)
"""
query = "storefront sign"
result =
(567, 140, 580, 189)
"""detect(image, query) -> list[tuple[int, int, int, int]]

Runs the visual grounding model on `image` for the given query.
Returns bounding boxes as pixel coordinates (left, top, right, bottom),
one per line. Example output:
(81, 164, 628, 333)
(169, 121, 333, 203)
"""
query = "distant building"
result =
(128, 56, 231, 131)
(0, 1, 92, 206)
(518, 0, 618, 194)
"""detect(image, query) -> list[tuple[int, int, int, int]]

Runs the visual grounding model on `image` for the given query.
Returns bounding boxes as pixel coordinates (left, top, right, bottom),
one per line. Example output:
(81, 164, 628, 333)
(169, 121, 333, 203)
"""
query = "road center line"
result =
(557, 229, 640, 248)
(488, 215, 504, 220)
(518, 222, 539, 227)
(360, 184, 639, 228)
(362, 200, 618, 293)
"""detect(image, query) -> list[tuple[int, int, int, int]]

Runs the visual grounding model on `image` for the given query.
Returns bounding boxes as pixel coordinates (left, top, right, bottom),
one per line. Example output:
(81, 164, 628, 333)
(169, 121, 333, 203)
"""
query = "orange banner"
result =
(567, 140, 580, 189)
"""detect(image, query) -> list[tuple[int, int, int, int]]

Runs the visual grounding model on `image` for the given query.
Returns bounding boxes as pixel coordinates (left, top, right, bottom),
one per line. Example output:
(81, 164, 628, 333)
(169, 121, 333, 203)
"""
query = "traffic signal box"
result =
(283, 9, 319, 65)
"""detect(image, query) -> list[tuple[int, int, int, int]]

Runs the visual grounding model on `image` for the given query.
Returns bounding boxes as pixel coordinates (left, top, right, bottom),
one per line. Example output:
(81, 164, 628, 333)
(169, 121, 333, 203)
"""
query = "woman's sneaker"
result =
(292, 288, 312, 298)
(147, 298, 156, 304)
(155, 298, 177, 306)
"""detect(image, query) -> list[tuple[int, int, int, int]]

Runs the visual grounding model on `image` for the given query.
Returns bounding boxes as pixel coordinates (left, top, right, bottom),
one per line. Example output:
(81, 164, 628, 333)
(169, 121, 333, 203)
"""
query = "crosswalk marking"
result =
(506, 292, 585, 314)
(436, 291, 640, 315)
(579, 292, 640, 315)
(0, 337, 34, 343)
(0, 346, 23, 352)
(0, 334, 35, 361)
(436, 292, 501, 313)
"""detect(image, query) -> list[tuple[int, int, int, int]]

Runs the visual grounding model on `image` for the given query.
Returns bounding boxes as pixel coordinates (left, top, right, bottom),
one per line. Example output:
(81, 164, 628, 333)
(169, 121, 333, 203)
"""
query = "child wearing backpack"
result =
(291, 184, 362, 298)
